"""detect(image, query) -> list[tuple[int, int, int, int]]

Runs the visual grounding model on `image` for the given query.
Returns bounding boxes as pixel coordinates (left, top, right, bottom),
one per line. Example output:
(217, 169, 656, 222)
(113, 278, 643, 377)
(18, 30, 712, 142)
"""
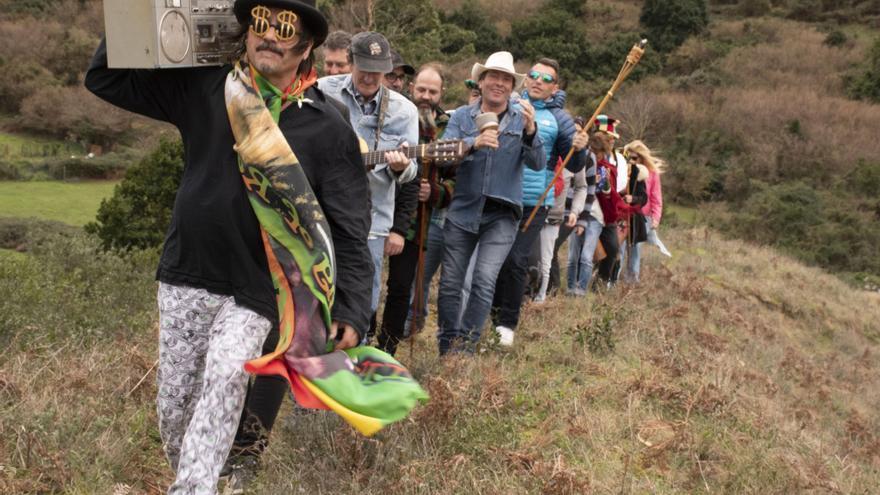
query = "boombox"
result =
(103, 0, 240, 68)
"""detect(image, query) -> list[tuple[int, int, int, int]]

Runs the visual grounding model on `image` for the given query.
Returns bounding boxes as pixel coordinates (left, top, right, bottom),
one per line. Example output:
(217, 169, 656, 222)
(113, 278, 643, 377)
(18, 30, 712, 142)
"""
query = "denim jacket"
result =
(442, 98, 545, 233)
(318, 75, 418, 237)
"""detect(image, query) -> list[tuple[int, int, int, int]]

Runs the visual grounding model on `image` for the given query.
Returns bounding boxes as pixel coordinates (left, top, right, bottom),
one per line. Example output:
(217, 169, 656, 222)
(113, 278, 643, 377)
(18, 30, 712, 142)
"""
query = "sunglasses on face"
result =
(249, 6, 298, 42)
(528, 71, 556, 83)
(464, 79, 478, 90)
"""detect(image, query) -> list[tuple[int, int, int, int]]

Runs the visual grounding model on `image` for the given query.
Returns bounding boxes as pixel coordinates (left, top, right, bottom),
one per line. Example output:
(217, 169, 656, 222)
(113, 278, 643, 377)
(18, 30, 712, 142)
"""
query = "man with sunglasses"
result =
(85, 1, 372, 493)
(489, 57, 589, 346)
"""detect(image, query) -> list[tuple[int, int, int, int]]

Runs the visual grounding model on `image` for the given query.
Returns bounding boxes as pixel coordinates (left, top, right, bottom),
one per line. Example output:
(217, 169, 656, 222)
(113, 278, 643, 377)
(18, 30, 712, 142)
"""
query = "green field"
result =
(0, 180, 118, 226)
(0, 131, 85, 161)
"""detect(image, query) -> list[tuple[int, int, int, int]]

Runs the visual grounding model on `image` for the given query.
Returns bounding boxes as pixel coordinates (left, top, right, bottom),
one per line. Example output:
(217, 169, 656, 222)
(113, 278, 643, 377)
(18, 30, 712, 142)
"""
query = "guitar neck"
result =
(362, 144, 425, 168)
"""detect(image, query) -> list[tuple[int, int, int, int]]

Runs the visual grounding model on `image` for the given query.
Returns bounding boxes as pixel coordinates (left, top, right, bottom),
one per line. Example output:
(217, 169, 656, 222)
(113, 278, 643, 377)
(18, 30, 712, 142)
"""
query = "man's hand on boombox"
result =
(385, 143, 410, 172)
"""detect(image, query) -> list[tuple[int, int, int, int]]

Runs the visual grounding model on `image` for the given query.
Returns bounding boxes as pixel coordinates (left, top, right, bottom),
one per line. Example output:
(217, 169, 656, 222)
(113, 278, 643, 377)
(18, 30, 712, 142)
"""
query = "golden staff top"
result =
(521, 39, 648, 233)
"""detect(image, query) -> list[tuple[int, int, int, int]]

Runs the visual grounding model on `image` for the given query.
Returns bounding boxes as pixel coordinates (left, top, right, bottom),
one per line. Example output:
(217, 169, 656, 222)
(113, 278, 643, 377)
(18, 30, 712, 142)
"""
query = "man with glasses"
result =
(490, 57, 589, 346)
(383, 49, 415, 94)
(85, 1, 372, 493)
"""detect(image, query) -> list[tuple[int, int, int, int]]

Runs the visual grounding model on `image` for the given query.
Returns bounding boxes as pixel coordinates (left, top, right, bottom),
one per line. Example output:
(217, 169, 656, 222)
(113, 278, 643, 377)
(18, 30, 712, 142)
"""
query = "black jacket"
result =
(85, 40, 373, 336)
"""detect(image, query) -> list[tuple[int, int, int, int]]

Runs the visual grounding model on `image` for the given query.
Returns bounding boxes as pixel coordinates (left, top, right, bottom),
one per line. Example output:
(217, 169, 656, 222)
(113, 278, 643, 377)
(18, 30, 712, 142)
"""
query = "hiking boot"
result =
(495, 326, 514, 347)
(221, 456, 259, 495)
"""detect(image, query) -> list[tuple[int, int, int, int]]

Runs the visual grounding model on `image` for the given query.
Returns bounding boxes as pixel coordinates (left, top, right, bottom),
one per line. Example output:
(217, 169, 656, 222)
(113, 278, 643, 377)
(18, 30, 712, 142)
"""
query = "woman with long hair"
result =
(568, 130, 637, 293)
(621, 140, 671, 282)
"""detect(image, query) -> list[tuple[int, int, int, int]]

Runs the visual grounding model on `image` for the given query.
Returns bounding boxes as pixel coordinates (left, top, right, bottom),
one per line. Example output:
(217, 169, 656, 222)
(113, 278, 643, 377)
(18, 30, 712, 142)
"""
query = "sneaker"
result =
(495, 326, 514, 347)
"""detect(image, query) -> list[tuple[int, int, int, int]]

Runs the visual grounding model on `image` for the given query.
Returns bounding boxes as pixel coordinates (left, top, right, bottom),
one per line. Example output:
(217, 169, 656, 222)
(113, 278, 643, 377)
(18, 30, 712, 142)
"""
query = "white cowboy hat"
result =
(471, 51, 525, 88)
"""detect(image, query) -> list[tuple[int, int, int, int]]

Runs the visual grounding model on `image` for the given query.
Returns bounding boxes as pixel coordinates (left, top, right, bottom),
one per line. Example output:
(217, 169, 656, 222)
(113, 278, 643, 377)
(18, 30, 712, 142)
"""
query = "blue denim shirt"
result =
(318, 75, 418, 237)
(442, 98, 545, 233)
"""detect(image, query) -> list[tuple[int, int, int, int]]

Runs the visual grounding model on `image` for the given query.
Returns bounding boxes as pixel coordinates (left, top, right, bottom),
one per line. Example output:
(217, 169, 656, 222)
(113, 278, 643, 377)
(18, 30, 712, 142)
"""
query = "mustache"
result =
(256, 41, 285, 56)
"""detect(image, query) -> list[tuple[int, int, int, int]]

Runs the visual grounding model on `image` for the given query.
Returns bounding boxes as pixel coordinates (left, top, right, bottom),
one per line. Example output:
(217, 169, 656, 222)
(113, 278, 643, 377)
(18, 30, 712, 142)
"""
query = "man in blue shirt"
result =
(436, 51, 545, 355)
(318, 32, 418, 329)
(491, 57, 589, 346)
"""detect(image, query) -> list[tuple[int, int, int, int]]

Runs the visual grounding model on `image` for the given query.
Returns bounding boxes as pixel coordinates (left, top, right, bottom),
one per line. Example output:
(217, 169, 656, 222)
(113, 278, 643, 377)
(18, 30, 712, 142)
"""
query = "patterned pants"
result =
(157, 283, 272, 495)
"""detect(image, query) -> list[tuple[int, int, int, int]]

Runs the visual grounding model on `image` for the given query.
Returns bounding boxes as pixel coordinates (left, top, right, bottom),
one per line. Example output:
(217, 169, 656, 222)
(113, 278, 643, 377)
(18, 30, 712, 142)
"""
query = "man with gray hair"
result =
(319, 31, 419, 341)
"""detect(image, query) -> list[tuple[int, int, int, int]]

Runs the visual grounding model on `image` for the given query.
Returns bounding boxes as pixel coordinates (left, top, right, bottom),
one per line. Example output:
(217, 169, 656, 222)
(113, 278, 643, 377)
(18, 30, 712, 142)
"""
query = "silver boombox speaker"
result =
(104, 0, 240, 68)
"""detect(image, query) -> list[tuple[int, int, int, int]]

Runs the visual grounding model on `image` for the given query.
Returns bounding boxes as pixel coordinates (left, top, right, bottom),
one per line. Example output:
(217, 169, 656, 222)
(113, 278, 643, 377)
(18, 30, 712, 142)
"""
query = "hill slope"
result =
(2, 225, 878, 493)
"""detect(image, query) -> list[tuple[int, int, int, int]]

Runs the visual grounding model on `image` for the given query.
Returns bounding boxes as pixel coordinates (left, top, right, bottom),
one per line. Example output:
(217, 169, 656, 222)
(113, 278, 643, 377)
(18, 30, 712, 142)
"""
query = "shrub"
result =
(85, 139, 183, 250)
(440, 2, 504, 55)
(507, 0, 592, 82)
(845, 37, 880, 103)
(0, 229, 157, 347)
(639, 0, 709, 53)
(823, 29, 848, 47)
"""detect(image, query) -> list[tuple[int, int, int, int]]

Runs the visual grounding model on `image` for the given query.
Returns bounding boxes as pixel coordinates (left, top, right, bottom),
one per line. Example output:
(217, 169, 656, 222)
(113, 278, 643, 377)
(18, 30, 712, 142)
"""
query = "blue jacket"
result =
(442, 97, 545, 233)
(521, 90, 587, 207)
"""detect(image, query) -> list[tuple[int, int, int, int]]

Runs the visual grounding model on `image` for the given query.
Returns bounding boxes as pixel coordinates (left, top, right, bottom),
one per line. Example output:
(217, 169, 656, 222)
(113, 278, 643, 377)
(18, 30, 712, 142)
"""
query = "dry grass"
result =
(2, 224, 879, 493)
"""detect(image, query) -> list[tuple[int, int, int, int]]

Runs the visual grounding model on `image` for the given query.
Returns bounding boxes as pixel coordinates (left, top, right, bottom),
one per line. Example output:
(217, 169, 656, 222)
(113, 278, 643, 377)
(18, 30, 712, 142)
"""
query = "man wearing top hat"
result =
(435, 51, 545, 355)
(84, 1, 372, 492)
(318, 32, 419, 339)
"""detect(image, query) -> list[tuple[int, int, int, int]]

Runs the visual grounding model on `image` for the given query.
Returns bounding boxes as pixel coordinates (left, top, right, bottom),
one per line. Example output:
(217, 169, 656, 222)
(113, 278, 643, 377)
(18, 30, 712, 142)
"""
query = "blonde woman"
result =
(621, 140, 671, 283)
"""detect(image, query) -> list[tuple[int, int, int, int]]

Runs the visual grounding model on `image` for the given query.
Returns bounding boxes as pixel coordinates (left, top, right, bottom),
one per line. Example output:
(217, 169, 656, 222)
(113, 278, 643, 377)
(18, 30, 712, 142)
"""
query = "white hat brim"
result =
(471, 63, 525, 89)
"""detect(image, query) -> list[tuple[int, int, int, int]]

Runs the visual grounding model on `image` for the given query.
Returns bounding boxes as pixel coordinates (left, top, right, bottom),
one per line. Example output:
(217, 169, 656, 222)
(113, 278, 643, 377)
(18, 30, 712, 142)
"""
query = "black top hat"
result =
(234, 0, 329, 48)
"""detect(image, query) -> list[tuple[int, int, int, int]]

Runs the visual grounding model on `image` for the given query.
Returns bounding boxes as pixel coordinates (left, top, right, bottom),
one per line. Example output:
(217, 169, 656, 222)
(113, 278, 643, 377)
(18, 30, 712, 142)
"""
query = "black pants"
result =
(548, 221, 575, 294)
(378, 238, 420, 355)
(230, 325, 286, 461)
(491, 206, 548, 329)
(597, 224, 620, 283)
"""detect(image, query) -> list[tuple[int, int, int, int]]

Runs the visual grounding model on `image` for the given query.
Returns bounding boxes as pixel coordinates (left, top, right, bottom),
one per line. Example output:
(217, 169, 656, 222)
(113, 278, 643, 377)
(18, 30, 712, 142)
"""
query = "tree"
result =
(507, 0, 592, 81)
(86, 139, 184, 250)
(639, 0, 709, 53)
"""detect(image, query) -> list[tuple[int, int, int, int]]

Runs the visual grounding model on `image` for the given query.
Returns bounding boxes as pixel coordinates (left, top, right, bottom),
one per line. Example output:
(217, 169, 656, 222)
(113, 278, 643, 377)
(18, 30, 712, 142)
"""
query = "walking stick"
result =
(521, 39, 647, 233)
(409, 161, 431, 347)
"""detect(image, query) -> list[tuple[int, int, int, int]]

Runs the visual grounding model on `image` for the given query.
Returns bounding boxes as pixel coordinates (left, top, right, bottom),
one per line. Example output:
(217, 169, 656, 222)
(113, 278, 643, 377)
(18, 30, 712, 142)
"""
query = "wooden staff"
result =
(521, 39, 647, 233)
(409, 162, 431, 343)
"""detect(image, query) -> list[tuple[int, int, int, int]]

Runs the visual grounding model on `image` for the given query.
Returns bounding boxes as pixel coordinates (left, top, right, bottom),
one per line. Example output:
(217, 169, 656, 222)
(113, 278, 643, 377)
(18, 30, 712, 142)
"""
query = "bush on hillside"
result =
(440, 2, 504, 55)
(845, 37, 880, 103)
(373, 0, 475, 66)
(85, 139, 183, 251)
(0, 229, 157, 347)
(640, 0, 709, 53)
(721, 181, 880, 275)
(19, 85, 134, 148)
(507, 0, 592, 82)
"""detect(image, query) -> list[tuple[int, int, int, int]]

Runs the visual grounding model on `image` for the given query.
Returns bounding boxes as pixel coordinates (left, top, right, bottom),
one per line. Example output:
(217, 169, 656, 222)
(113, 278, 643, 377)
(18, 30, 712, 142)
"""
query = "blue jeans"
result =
(566, 218, 603, 293)
(437, 203, 517, 354)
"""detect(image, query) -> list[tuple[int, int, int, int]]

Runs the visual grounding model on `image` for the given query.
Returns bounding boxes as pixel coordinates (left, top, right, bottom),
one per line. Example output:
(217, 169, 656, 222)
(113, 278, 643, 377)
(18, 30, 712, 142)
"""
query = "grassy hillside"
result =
(0, 180, 118, 226)
(2, 226, 877, 493)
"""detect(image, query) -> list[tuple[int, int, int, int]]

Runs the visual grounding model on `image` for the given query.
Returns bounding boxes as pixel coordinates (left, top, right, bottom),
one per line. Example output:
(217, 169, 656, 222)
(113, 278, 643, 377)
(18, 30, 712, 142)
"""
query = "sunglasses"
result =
(249, 6, 298, 42)
(528, 71, 556, 84)
(464, 79, 478, 90)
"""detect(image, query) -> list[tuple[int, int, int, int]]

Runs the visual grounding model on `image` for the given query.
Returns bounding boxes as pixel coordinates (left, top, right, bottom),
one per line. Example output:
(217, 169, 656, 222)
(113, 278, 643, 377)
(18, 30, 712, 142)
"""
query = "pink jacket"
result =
(642, 171, 663, 224)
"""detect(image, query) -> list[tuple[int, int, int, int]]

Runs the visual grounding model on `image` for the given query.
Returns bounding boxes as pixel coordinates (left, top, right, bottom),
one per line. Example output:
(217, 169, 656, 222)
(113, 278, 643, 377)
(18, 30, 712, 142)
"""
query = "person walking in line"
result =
(618, 143, 650, 283)
(378, 64, 453, 355)
(85, 2, 372, 492)
(621, 140, 670, 282)
(318, 31, 419, 343)
(436, 51, 545, 355)
(321, 30, 351, 76)
(490, 58, 588, 346)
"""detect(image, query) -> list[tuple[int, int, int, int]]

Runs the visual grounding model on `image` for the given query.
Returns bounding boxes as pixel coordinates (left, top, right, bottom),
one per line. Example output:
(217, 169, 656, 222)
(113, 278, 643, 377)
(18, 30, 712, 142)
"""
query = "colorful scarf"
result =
(225, 62, 427, 436)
